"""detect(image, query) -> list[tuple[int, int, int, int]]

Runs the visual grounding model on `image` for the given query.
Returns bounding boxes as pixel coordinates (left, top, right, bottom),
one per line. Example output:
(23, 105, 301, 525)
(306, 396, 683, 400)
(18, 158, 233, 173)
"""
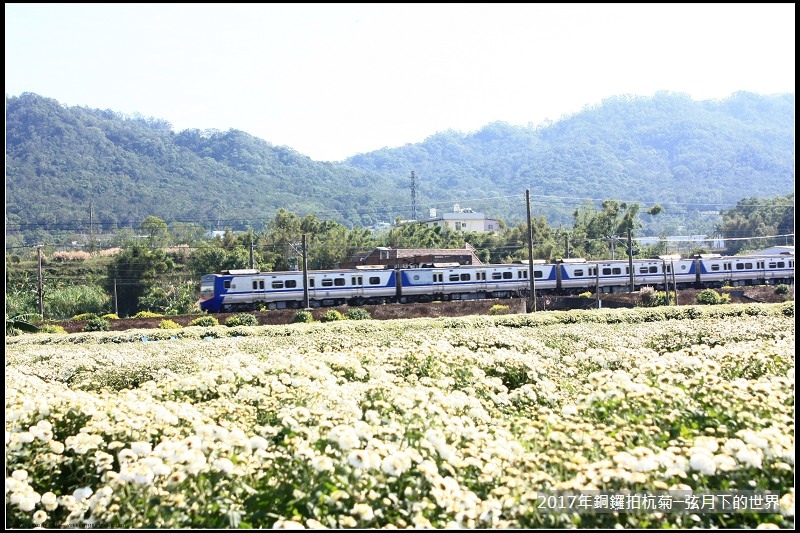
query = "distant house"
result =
(403, 205, 501, 233)
(205, 230, 227, 239)
(342, 245, 483, 269)
(750, 245, 795, 256)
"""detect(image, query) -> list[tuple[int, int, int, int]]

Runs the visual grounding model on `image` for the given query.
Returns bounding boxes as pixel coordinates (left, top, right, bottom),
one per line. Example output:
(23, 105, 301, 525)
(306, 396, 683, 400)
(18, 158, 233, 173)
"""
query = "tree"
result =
(140, 216, 169, 247)
(104, 244, 175, 317)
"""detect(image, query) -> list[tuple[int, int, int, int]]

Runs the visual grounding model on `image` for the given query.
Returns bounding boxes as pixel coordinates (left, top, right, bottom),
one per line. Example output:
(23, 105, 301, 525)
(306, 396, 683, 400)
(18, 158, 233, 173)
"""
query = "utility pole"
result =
(410, 171, 418, 221)
(628, 229, 634, 292)
(302, 234, 310, 309)
(37, 245, 44, 316)
(249, 233, 255, 269)
(525, 190, 536, 312)
(89, 200, 94, 252)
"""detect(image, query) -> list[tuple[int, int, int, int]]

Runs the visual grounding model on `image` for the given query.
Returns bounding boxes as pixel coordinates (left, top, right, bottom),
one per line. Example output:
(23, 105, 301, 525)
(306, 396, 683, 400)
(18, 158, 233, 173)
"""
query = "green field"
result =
(6, 303, 795, 528)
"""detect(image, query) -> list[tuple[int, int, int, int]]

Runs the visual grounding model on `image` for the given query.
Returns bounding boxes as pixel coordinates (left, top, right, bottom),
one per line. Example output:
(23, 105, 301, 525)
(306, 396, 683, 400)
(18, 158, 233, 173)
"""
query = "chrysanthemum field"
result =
(6, 303, 795, 529)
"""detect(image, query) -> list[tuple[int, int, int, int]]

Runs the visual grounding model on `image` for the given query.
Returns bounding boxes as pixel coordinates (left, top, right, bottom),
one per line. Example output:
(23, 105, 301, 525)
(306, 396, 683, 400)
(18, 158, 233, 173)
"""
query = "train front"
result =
(198, 274, 221, 313)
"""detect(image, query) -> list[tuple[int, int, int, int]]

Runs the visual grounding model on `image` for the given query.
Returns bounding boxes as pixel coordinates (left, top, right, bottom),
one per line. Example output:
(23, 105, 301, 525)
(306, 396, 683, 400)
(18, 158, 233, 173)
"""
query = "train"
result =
(198, 252, 794, 313)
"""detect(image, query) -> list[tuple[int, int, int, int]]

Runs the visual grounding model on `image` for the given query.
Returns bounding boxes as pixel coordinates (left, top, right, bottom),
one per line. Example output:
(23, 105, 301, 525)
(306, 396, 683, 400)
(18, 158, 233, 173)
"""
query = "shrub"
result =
(38, 324, 68, 334)
(488, 304, 511, 315)
(83, 318, 110, 332)
(158, 319, 182, 329)
(226, 313, 259, 327)
(639, 287, 669, 307)
(187, 316, 219, 327)
(696, 288, 730, 305)
(132, 311, 164, 318)
(72, 313, 99, 321)
(293, 310, 314, 323)
(775, 284, 790, 295)
(322, 310, 345, 322)
(578, 291, 593, 299)
(345, 308, 372, 320)
(102, 313, 120, 320)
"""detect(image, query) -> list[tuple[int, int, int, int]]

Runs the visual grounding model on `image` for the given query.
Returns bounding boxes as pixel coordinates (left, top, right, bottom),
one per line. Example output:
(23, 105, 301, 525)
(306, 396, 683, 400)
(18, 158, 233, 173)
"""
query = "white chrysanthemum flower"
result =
(689, 453, 717, 476)
(32, 510, 48, 525)
(250, 435, 269, 451)
(213, 458, 235, 475)
(779, 493, 794, 517)
(693, 436, 719, 453)
(273, 519, 306, 529)
(41, 491, 58, 511)
(18, 496, 37, 512)
(735, 447, 763, 468)
(329, 425, 360, 451)
(11, 469, 28, 481)
(352, 503, 374, 521)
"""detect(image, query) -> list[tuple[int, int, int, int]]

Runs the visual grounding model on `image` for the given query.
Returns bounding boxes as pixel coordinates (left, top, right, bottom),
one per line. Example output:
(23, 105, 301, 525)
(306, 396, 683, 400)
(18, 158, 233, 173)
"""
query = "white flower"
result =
(130, 441, 153, 456)
(250, 435, 269, 451)
(32, 510, 48, 525)
(735, 448, 763, 469)
(41, 491, 58, 511)
(213, 458, 235, 475)
(352, 503, 374, 521)
(689, 453, 716, 476)
(329, 425, 360, 451)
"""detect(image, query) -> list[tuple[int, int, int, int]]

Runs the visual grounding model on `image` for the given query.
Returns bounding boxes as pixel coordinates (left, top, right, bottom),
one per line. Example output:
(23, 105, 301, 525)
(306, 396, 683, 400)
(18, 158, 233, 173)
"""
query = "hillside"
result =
(6, 91, 795, 247)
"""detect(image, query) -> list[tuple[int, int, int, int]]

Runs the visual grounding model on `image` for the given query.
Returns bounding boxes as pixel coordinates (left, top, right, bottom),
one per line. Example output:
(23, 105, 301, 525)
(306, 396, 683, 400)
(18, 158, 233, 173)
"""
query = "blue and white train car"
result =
(559, 257, 697, 293)
(696, 253, 794, 288)
(398, 262, 558, 303)
(199, 268, 397, 312)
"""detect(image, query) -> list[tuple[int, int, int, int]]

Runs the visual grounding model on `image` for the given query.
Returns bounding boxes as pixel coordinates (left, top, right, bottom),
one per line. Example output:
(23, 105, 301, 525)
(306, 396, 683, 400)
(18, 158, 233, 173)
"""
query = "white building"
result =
(410, 205, 501, 233)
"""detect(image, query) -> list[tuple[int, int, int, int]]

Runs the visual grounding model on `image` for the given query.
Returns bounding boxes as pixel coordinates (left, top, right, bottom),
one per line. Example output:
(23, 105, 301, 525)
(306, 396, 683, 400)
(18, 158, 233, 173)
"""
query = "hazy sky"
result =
(5, 3, 795, 162)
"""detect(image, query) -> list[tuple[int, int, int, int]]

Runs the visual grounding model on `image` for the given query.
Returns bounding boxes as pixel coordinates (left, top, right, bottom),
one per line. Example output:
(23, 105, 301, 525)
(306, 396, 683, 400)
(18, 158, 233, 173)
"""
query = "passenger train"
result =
(198, 252, 794, 313)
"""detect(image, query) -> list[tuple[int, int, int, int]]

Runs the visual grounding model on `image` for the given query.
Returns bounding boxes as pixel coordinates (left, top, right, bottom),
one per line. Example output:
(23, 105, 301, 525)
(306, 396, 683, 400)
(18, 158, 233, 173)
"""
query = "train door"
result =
(475, 269, 487, 296)
(351, 274, 364, 300)
(252, 277, 267, 306)
(432, 270, 445, 298)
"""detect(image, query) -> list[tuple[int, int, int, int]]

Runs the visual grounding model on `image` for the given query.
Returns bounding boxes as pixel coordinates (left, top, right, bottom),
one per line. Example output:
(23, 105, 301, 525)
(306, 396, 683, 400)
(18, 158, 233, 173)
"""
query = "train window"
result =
(492, 272, 502, 280)
(614, 268, 623, 275)
(724, 263, 732, 271)
(710, 264, 720, 271)
(369, 276, 381, 285)
(224, 281, 231, 289)
(254, 280, 265, 290)
(639, 267, 649, 274)
(272, 281, 284, 289)
(757, 261, 765, 269)
(602, 268, 612, 275)
(503, 272, 512, 279)
(449, 274, 459, 282)
(574, 269, 584, 277)
(769, 262, 777, 268)
(334, 278, 345, 286)
(736, 263, 745, 270)
(460, 273, 470, 281)
(777, 262, 785, 268)
(322, 279, 333, 287)
(351, 276, 363, 285)
(517, 270, 528, 279)
(745, 263, 753, 269)
(534, 270, 543, 279)
(253, 281, 258, 290)
(650, 266, 658, 273)
(286, 280, 297, 288)
(476, 272, 486, 281)
(589, 267, 597, 276)
(309, 278, 315, 288)
(433, 273, 443, 283)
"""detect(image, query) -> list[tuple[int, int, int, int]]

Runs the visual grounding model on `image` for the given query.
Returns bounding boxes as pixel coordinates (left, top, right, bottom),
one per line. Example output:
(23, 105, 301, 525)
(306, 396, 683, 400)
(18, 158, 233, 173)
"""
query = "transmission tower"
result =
(410, 171, 418, 221)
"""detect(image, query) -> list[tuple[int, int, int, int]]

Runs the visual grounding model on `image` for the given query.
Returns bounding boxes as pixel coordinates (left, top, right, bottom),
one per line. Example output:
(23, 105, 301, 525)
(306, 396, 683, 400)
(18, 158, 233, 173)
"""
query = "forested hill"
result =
(344, 92, 795, 227)
(5, 91, 795, 245)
